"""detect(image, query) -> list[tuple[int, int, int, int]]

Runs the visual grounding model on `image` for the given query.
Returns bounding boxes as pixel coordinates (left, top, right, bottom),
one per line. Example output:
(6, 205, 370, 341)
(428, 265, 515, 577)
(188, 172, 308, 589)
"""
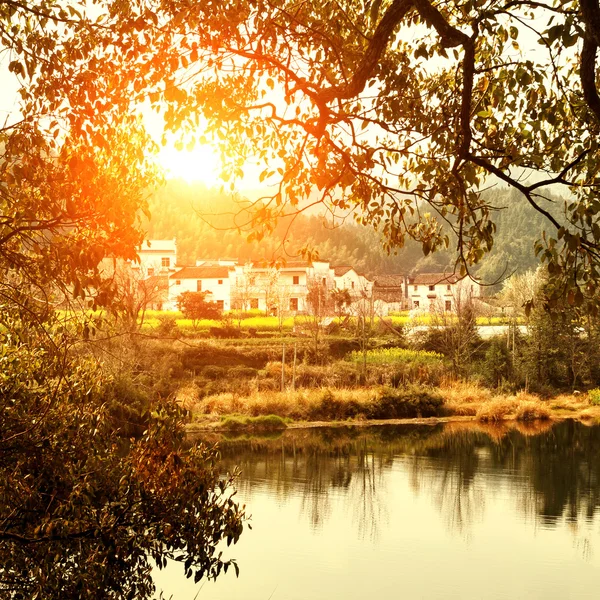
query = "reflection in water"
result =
(166, 421, 600, 600)
(206, 420, 600, 543)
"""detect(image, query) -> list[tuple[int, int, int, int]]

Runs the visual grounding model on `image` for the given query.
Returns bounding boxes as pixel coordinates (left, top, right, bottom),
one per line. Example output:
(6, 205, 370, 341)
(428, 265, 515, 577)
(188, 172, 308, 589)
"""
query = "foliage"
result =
(422, 291, 481, 376)
(119, 0, 600, 313)
(157, 314, 180, 337)
(177, 291, 222, 327)
(481, 337, 513, 389)
(0, 318, 244, 599)
(589, 389, 600, 406)
(366, 386, 444, 419)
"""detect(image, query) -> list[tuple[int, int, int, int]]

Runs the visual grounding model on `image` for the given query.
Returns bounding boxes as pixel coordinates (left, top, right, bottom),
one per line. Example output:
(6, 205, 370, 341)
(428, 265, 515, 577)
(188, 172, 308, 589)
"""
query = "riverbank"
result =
(182, 382, 600, 432)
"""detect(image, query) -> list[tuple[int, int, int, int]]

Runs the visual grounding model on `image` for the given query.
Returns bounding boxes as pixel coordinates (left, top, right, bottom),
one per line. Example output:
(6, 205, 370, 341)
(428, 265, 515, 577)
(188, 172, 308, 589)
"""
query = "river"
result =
(154, 420, 600, 599)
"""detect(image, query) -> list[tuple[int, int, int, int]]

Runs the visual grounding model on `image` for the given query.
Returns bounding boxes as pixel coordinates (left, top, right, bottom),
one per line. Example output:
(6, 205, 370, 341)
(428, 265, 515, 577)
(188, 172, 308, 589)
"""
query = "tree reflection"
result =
(206, 420, 600, 545)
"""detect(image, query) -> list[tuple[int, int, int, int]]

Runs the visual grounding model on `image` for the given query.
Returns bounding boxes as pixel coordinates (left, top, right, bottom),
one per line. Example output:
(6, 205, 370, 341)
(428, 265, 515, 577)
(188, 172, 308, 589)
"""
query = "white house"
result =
(170, 265, 234, 310)
(407, 273, 482, 311)
(332, 265, 374, 314)
(136, 239, 177, 276)
(228, 259, 337, 314)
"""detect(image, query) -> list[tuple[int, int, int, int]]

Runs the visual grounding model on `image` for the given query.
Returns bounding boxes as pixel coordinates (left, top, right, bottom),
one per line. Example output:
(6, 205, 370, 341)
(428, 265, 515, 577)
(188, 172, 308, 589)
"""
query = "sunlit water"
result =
(154, 421, 600, 599)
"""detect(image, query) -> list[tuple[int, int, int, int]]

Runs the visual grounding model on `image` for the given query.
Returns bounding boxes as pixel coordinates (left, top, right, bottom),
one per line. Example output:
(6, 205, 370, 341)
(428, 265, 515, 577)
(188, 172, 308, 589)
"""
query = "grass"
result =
(191, 385, 445, 422)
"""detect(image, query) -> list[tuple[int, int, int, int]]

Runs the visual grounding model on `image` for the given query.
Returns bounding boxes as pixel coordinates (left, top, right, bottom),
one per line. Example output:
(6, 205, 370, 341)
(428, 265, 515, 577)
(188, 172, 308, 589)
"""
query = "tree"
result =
(331, 288, 353, 321)
(425, 287, 481, 377)
(178, 291, 222, 327)
(117, 0, 600, 313)
(304, 276, 334, 362)
(0, 4, 245, 597)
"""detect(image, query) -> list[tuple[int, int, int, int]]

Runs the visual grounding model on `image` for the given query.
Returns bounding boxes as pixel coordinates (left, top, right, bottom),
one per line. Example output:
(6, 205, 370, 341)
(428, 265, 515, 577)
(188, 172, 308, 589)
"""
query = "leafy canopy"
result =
(112, 0, 600, 311)
(178, 291, 223, 324)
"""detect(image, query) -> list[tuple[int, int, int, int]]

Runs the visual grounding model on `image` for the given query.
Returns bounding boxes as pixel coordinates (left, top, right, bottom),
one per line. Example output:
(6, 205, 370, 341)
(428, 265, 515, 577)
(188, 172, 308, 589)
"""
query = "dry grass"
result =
(191, 388, 375, 421)
(476, 397, 519, 422)
(190, 385, 444, 422)
(550, 393, 590, 412)
(175, 384, 200, 410)
(515, 400, 551, 421)
(442, 381, 493, 417)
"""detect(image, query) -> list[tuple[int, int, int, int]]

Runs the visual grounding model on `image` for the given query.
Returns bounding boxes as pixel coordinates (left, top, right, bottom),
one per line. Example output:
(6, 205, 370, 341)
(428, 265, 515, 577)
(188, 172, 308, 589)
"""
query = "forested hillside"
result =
(145, 180, 556, 283)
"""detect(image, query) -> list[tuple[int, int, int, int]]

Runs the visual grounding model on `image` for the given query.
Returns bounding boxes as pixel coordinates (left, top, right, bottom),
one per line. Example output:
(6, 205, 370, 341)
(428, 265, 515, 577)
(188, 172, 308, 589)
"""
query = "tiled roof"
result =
(170, 266, 232, 279)
(372, 274, 405, 288)
(332, 265, 354, 277)
(408, 272, 461, 285)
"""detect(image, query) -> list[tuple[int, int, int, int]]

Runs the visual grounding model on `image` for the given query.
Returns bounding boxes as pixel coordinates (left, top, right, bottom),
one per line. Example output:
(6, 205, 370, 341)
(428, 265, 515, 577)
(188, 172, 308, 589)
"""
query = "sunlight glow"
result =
(156, 144, 221, 185)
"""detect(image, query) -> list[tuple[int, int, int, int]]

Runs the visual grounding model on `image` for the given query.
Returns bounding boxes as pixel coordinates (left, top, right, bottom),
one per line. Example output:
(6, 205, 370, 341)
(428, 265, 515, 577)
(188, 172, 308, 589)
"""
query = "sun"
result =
(156, 143, 221, 185)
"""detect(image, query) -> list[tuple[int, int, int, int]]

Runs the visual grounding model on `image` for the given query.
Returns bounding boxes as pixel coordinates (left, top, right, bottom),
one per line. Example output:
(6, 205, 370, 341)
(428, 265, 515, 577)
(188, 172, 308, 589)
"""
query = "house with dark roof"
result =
(407, 272, 481, 311)
(372, 274, 407, 313)
(170, 265, 234, 310)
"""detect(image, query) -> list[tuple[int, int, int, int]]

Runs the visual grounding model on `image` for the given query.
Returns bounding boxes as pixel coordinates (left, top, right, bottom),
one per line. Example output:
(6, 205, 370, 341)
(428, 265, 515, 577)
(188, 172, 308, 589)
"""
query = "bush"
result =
(589, 388, 600, 405)
(311, 389, 361, 420)
(476, 398, 517, 422)
(156, 314, 179, 337)
(367, 386, 444, 419)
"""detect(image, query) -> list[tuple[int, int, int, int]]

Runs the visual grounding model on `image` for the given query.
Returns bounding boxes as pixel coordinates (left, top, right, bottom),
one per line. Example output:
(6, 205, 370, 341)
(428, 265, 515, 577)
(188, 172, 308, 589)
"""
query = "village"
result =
(134, 238, 483, 316)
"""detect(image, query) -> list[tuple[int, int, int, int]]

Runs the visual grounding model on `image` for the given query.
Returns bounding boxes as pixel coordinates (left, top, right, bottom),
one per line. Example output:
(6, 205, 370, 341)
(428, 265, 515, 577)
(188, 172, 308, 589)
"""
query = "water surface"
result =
(155, 420, 600, 599)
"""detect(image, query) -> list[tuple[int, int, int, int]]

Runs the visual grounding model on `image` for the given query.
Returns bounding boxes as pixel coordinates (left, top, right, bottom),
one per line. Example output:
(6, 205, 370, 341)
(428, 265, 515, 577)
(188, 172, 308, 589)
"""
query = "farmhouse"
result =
(407, 273, 482, 311)
(135, 239, 178, 276)
(170, 265, 234, 310)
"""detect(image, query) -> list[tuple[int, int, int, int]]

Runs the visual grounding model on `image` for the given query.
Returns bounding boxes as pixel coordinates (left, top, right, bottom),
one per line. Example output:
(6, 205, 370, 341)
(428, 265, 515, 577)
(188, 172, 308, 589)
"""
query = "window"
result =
(322, 277, 327, 286)
(249, 276, 256, 285)
(218, 279, 223, 285)
(429, 285, 435, 291)
(414, 300, 420, 308)
(293, 275, 300, 285)
(250, 298, 259, 309)
(290, 298, 299, 311)
(351, 281, 355, 289)
(175, 279, 181, 286)
(447, 284, 451, 291)
(216, 300, 224, 310)
(196, 280, 202, 292)
(147, 267, 154, 276)
(161, 257, 170, 268)
(445, 300, 452, 311)
(414, 285, 418, 291)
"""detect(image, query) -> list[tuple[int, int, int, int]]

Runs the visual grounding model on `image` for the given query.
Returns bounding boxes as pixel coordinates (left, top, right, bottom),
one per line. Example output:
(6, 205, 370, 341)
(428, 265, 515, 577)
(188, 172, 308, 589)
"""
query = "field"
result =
(136, 310, 521, 334)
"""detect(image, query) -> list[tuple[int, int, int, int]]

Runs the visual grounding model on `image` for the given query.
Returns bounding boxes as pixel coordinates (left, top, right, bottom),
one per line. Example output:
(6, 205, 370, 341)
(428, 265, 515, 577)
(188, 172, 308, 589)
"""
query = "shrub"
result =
(367, 386, 444, 419)
(311, 389, 361, 420)
(156, 314, 179, 337)
(588, 388, 600, 405)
